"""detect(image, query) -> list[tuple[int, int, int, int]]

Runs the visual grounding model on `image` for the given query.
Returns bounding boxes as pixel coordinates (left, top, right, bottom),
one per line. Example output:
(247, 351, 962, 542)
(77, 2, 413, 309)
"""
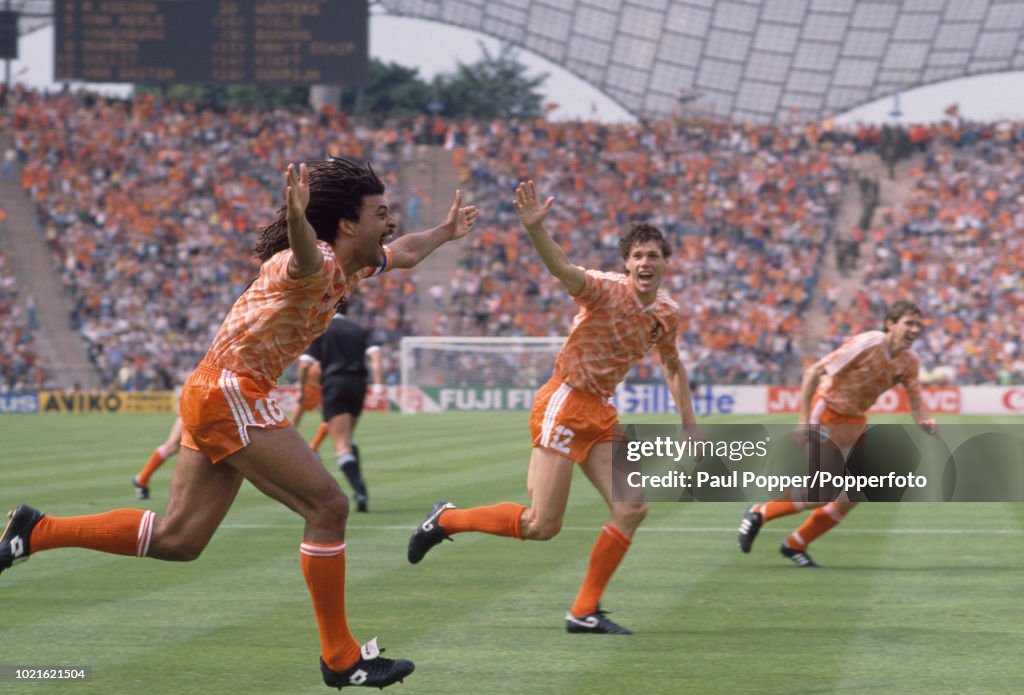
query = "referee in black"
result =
(300, 309, 384, 512)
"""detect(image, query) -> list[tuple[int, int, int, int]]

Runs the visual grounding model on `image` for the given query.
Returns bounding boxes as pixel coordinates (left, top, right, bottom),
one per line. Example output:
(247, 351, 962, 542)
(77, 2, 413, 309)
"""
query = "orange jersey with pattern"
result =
(818, 330, 921, 416)
(553, 269, 680, 398)
(202, 242, 389, 388)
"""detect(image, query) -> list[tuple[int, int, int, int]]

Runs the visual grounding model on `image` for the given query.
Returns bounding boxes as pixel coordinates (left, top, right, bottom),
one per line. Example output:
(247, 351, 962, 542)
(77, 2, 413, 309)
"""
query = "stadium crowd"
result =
(10, 90, 416, 388)
(0, 248, 47, 391)
(443, 118, 851, 385)
(820, 120, 1024, 384)
(4, 86, 1022, 390)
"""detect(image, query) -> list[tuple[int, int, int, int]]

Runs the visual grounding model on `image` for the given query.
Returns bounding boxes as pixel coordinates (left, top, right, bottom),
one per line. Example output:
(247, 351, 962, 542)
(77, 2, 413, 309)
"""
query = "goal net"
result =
(398, 336, 566, 413)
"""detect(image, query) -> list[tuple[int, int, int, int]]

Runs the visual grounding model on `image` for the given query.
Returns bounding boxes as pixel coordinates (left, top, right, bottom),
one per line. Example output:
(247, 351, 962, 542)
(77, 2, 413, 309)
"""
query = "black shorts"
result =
(322, 376, 367, 421)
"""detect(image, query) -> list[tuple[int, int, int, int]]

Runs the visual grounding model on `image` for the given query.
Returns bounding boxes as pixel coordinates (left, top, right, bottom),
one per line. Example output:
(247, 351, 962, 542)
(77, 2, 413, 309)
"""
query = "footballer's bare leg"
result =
(225, 425, 390, 678)
(407, 446, 571, 563)
(227, 425, 350, 542)
(566, 441, 641, 633)
(519, 447, 576, 540)
(580, 441, 647, 538)
(147, 445, 244, 560)
(4, 443, 243, 572)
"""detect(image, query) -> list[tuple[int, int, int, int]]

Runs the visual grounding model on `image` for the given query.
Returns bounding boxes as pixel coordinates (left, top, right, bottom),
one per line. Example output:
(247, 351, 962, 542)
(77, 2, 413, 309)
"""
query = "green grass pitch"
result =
(1, 412, 1022, 694)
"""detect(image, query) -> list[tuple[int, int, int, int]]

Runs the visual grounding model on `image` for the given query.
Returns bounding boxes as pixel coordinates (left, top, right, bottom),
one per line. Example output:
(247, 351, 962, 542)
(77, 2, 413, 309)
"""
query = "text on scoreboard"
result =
(54, 0, 368, 85)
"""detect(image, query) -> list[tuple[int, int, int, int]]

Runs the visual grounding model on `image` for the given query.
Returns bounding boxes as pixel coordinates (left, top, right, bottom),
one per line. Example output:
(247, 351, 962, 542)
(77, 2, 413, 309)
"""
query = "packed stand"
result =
(820, 121, 1024, 384)
(443, 119, 852, 386)
(11, 89, 418, 389)
(0, 249, 48, 391)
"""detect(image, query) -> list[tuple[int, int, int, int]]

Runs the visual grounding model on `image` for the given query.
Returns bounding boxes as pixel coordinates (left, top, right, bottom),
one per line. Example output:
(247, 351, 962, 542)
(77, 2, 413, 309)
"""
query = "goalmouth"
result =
(399, 336, 566, 413)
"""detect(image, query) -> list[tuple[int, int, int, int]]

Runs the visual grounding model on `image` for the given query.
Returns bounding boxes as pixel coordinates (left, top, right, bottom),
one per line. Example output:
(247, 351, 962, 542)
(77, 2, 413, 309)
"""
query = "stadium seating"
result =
(14, 92, 414, 387)
(0, 249, 47, 391)
(445, 118, 852, 385)
(10, 88, 1021, 387)
(820, 122, 1024, 384)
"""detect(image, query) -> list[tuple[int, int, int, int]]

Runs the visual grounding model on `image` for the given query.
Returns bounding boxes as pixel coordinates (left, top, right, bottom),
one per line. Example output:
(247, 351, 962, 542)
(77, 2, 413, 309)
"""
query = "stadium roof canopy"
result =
(10, 1, 1024, 121)
(378, 0, 1024, 122)
(5, 1, 51, 35)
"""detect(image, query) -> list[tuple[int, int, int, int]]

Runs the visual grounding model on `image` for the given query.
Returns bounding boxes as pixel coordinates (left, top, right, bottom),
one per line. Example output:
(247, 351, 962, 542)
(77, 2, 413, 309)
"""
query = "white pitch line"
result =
(219, 524, 1024, 535)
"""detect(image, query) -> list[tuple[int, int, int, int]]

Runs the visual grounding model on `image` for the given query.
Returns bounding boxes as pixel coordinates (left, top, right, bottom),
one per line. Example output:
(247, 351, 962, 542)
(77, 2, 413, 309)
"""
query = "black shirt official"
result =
(305, 314, 381, 420)
(302, 313, 382, 513)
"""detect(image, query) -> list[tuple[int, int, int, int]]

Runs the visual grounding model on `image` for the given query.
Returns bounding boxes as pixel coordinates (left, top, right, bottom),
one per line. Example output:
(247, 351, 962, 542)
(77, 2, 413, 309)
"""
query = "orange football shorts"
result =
(810, 395, 867, 451)
(529, 379, 620, 463)
(299, 381, 322, 411)
(179, 361, 291, 464)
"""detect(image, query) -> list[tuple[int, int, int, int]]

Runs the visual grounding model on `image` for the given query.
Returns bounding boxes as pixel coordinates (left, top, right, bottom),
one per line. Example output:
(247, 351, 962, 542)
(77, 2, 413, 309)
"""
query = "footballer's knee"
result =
(149, 531, 209, 562)
(612, 501, 648, 532)
(305, 489, 350, 533)
(521, 515, 562, 541)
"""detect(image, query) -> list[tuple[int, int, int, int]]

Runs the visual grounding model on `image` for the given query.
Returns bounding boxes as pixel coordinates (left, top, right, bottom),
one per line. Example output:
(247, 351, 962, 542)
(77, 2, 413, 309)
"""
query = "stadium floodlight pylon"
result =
(399, 336, 566, 413)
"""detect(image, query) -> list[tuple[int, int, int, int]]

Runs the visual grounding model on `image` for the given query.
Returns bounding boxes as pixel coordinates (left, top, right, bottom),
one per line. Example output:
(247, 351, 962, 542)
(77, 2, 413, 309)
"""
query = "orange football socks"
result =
(300, 541, 361, 672)
(310, 423, 329, 451)
(438, 503, 526, 538)
(785, 502, 846, 550)
(756, 501, 808, 522)
(570, 524, 631, 617)
(31, 508, 154, 557)
(136, 450, 166, 487)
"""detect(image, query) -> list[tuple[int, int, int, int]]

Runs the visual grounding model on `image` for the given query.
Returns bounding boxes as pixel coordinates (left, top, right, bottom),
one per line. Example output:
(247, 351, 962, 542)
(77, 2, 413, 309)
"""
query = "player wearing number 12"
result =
(0, 157, 478, 689)
(407, 180, 699, 635)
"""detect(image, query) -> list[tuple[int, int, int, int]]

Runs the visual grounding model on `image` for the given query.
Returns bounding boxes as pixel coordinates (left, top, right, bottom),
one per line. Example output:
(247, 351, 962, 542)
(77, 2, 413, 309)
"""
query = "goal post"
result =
(398, 336, 566, 413)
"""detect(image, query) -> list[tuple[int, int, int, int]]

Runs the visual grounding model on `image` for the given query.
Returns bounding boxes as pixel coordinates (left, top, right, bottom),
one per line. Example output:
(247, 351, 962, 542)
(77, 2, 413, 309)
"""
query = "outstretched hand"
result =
(283, 161, 323, 278)
(513, 180, 555, 230)
(444, 190, 479, 241)
(286, 162, 310, 226)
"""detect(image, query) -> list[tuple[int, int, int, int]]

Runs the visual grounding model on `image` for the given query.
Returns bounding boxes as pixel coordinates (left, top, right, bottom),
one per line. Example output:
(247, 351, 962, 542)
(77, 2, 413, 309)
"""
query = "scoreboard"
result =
(54, 0, 368, 85)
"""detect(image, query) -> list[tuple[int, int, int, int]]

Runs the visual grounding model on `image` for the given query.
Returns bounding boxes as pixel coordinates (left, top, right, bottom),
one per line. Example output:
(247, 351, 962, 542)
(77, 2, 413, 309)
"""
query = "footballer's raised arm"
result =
(388, 190, 478, 269)
(514, 180, 585, 296)
(285, 162, 324, 278)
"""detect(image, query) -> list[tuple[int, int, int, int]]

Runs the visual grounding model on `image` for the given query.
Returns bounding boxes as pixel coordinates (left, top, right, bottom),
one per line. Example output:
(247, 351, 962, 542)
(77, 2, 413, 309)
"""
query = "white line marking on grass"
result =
(220, 524, 1024, 535)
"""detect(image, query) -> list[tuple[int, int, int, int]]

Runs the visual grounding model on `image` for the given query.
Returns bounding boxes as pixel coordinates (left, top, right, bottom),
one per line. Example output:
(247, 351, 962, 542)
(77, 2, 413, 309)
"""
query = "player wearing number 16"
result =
(0, 157, 478, 689)
(407, 180, 698, 635)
